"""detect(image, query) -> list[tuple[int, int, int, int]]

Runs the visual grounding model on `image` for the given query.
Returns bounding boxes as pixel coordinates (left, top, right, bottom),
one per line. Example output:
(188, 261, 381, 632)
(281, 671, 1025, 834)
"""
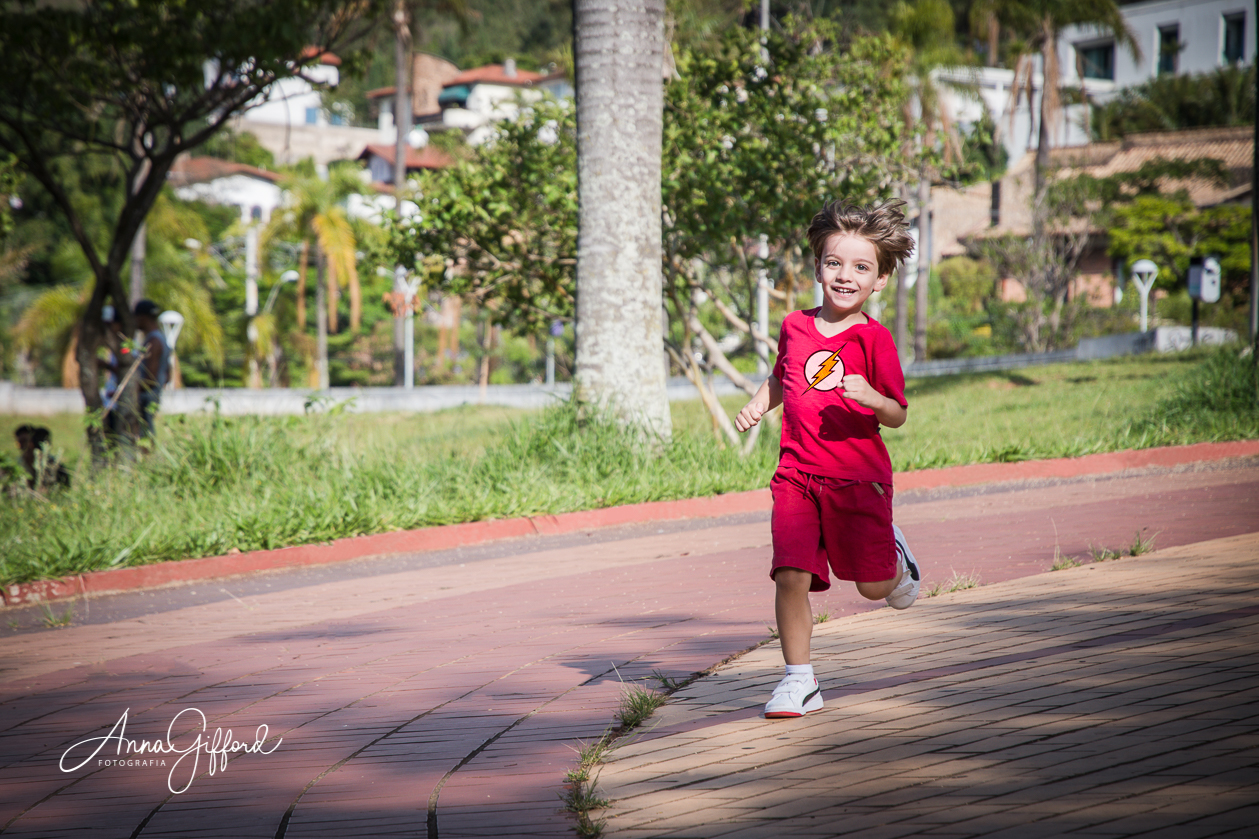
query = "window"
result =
(1224, 13, 1246, 63)
(304, 107, 319, 125)
(1158, 25, 1180, 75)
(1078, 41, 1115, 80)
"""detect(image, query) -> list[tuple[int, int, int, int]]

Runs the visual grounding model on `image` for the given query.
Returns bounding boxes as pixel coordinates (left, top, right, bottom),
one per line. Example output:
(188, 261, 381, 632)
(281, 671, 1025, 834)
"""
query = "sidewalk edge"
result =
(5, 440, 1256, 607)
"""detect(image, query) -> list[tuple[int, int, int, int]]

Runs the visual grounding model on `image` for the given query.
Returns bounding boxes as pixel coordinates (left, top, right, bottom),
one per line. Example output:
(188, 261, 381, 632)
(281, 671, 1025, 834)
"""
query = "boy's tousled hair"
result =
(807, 200, 915, 278)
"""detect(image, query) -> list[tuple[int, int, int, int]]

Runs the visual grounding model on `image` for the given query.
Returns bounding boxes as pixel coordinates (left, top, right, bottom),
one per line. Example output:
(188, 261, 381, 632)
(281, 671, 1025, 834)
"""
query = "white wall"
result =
(1060, 0, 1255, 94)
(936, 65, 1099, 163)
(244, 62, 341, 127)
(172, 174, 282, 224)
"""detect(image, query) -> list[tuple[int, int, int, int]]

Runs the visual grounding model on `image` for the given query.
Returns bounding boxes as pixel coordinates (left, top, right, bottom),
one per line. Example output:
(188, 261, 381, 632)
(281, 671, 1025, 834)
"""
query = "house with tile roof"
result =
(434, 59, 572, 145)
(357, 143, 453, 185)
(168, 156, 283, 223)
(365, 53, 462, 135)
(932, 125, 1253, 306)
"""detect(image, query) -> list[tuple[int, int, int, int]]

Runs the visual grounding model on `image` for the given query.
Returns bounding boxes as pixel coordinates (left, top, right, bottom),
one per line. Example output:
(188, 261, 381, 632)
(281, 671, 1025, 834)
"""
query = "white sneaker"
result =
(764, 674, 824, 718)
(886, 524, 921, 610)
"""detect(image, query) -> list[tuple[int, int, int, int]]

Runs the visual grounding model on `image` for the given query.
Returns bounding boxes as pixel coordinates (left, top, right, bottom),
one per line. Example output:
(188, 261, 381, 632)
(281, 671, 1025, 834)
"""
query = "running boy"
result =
(734, 199, 921, 718)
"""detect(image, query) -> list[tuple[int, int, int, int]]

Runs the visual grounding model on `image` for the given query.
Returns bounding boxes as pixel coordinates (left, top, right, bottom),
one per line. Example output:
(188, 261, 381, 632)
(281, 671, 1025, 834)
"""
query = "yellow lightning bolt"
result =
(803, 349, 842, 393)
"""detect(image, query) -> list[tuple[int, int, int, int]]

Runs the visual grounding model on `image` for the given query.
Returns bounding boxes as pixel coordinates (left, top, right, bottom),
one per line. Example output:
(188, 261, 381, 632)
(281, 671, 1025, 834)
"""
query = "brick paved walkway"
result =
(600, 531, 1259, 839)
(0, 460, 1255, 838)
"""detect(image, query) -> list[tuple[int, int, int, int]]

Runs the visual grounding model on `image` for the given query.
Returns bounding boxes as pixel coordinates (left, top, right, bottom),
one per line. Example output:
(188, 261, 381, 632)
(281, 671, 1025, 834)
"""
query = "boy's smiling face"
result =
(816, 233, 888, 320)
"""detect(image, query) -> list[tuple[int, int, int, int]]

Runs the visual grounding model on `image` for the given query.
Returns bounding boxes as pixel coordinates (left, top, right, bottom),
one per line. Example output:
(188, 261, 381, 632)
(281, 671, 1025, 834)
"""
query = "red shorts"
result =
(770, 465, 897, 592)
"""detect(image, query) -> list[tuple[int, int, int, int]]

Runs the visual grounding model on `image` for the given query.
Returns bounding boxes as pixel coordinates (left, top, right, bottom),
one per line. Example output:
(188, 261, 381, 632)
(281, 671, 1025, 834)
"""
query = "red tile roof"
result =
(358, 144, 453, 170)
(445, 64, 563, 88)
(168, 156, 280, 186)
(300, 46, 341, 66)
(1050, 125, 1254, 208)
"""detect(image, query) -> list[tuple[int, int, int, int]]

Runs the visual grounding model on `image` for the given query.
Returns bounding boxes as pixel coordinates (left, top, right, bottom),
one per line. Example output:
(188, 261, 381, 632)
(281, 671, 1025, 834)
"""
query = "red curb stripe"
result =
(4, 440, 1255, 607)
(894, 440, 1259, 491)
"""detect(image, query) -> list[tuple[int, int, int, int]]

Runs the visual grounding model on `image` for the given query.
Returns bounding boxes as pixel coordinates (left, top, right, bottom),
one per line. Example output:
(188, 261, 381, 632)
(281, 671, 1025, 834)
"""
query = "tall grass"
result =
(0, 400, 778, 586)
(1121, 346, 1259, 447)
(3, 348, 1253, 587)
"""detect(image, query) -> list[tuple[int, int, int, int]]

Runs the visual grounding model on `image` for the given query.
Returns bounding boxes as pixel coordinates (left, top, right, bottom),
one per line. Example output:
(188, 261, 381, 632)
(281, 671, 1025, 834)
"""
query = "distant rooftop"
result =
(168, 156, 280, 186)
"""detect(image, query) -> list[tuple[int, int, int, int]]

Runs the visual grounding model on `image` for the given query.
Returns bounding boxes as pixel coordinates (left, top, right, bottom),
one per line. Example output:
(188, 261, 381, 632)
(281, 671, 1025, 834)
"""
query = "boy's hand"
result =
(734, 399, 767, 432)
(840, 374, 885, 411)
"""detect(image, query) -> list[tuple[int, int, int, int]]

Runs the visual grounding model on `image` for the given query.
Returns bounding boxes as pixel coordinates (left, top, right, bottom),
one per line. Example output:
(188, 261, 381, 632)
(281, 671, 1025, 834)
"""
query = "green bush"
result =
(1124, 346, 1259, 446)
(937, 256, 996, 313)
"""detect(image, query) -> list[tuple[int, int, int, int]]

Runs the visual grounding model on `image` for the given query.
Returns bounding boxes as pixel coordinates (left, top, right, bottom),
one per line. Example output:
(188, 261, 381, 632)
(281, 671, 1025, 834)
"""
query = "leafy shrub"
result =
(1125, 346, 1259, 445)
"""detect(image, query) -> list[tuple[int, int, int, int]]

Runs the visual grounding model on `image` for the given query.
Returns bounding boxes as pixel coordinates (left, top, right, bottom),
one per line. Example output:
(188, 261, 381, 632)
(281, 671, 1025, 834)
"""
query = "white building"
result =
(168, 157, 282, 224)
(243, 49, 344, 128)
(935, 65, 1105, 169)
(1059, 0, 1255, 94)
(434, 60, 572, 145)
(935, 1, 1254, 167)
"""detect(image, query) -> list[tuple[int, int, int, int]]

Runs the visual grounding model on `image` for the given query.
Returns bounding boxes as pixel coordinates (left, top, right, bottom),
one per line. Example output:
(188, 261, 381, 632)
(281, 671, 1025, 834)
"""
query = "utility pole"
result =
(393, 0, 412, 387)
(1250, 10, 1258, 363)
(316, 249, 329, 390)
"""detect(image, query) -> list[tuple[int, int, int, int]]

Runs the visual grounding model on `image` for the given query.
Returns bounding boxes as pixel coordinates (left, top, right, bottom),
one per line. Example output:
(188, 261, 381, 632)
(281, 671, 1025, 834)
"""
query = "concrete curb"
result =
(5, 440, 1256, 608)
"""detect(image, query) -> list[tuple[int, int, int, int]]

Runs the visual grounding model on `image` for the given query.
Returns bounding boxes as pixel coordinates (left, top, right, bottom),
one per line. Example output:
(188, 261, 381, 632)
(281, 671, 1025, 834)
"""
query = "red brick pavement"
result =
(0, 459, 1256, 838)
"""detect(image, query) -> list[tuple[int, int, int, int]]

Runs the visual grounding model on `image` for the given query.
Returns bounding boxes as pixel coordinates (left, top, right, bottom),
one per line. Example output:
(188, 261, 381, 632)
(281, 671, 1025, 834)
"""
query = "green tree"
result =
(0, 0, 378, 447)
(390, 99, 576, 333)
(1109, 195, 1252, 311)
(265, 168, 362, 389)
(12, 193, 225, 387)
(661, 23, 918, 442)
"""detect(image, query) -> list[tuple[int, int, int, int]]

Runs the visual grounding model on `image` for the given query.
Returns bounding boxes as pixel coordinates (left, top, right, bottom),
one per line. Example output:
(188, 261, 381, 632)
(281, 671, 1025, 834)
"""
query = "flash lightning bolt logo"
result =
(803, 349, 844, 393)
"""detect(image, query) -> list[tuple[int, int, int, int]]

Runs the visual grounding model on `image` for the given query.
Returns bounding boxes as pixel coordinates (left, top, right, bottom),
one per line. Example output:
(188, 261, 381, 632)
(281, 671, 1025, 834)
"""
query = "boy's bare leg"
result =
(855, 572, 902, 601)
(774, 568, 814, 665)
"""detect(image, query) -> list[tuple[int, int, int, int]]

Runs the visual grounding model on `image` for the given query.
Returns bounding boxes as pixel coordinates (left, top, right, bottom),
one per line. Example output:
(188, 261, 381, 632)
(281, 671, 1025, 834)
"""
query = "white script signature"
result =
(59, 708, 281, 794)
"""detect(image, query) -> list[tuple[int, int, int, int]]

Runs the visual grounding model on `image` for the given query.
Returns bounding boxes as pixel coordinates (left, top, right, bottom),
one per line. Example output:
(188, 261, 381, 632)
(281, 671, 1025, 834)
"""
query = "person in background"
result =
(14, 425, 71, 491)
(132, 299, 171, 437)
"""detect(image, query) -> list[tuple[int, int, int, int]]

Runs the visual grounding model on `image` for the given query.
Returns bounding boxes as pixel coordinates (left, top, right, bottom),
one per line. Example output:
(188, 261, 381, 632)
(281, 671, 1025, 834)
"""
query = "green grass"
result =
(2, 348, 1254, 587)
(615, 684, 668, 730)
(881, 351, 1224, 471)
(925, 571, 981, 597)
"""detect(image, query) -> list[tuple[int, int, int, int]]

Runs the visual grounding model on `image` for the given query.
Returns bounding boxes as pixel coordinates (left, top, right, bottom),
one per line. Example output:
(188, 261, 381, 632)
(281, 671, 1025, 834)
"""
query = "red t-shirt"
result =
(772, 308, 907, 484)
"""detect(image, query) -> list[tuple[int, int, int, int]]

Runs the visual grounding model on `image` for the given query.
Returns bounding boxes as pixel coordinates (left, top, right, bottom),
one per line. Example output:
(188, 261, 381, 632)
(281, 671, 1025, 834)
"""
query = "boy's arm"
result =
(734, 374, 783, 432)
(840, 375, 907, 428)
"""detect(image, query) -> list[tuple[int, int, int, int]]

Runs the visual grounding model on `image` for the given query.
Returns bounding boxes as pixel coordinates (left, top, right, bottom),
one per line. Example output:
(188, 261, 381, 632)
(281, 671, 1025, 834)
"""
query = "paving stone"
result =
(1, 463, 1255, 837)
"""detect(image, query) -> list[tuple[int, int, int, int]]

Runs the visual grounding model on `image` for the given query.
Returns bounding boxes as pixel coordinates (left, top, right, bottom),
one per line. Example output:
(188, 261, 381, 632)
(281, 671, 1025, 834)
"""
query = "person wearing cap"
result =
(133, 299, 171, 437)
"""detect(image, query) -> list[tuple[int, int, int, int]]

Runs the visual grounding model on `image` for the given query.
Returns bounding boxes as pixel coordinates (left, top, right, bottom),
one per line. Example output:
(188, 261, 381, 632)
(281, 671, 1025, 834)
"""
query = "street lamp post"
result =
(403, 274, 420, 389)
(158, 310, 184, 389)
(265, 270, 300, 315)
(1130, 259, 1159, 333)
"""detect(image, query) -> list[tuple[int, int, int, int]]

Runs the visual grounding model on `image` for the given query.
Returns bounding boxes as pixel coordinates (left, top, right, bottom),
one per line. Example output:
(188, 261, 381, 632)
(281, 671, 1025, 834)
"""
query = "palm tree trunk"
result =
(348, 271, 361, 332)
(316, 245, 329, 389)
(296, 240, 309, 328)
(327, 259, 339, 334)
(573, 0, 671, 440)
